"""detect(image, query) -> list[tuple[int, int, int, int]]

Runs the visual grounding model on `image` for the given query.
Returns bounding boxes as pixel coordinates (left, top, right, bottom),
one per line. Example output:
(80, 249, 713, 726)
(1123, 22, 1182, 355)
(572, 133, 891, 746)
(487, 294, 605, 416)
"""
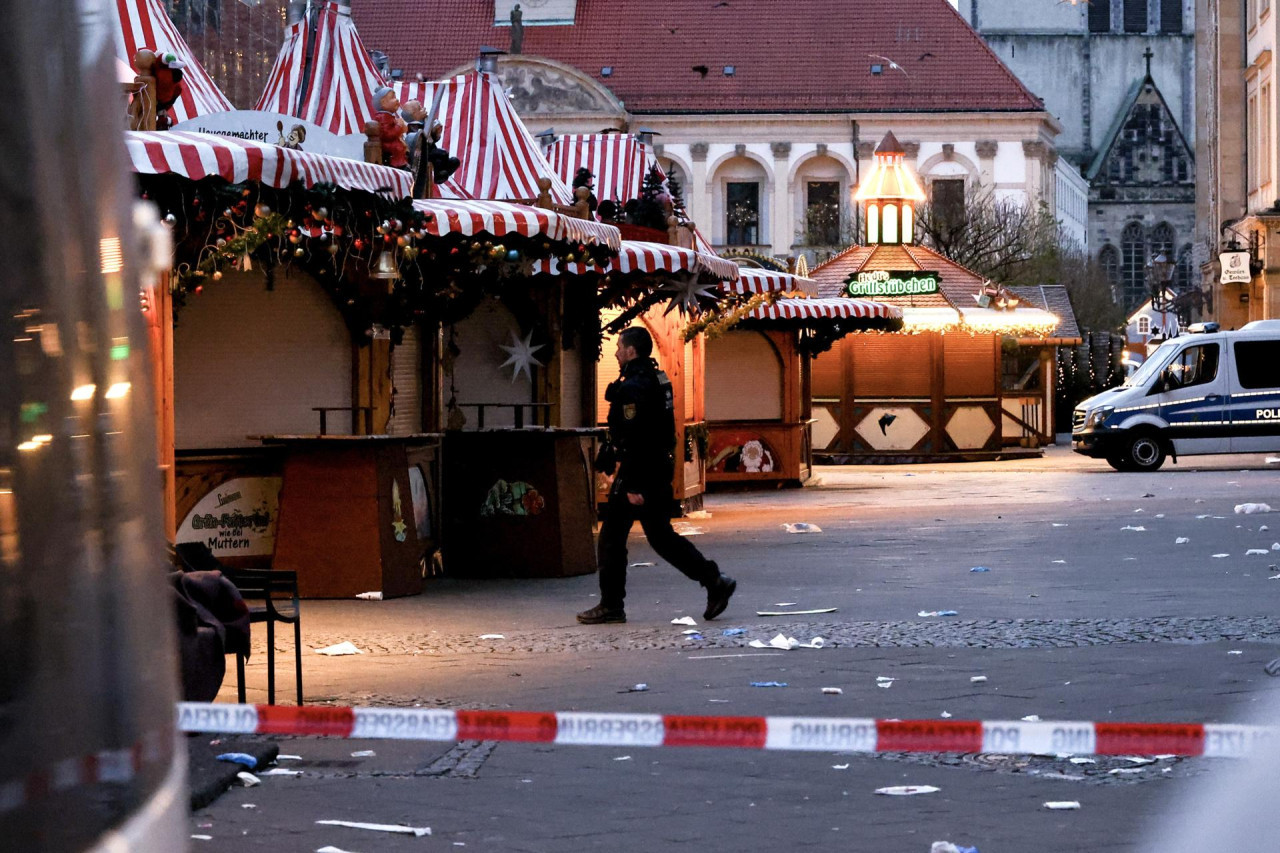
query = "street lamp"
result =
(1147, 252, 1174, 311)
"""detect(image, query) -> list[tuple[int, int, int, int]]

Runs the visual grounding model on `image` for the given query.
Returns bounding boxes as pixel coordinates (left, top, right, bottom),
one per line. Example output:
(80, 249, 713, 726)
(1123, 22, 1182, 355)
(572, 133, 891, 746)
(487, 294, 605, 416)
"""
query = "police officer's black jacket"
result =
(604, 356, 676, 496)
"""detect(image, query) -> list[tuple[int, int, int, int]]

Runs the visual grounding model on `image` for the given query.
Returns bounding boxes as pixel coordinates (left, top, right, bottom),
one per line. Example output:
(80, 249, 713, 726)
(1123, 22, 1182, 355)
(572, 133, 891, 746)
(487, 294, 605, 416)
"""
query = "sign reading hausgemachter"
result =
(845, 269, 940, 297)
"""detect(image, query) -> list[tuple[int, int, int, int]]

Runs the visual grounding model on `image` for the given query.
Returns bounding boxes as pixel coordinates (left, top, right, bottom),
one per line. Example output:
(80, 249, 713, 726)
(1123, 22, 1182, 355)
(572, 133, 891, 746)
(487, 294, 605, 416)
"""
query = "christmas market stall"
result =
(703, 267, 902, 486)
(540, 131, 742, 511)
(807, 133, 1072, 461)
(256, 14, 626, 580)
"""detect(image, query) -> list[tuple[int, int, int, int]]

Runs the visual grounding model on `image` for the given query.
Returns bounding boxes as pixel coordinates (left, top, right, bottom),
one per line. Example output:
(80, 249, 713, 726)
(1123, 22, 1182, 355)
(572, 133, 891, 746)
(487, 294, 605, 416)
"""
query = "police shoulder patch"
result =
(623, 403, 637, 420)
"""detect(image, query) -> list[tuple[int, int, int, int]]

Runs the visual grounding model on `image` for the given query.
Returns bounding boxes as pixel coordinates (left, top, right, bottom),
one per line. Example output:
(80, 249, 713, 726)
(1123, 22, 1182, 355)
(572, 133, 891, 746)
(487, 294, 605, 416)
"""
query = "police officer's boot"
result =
(703, 569, 736, 621)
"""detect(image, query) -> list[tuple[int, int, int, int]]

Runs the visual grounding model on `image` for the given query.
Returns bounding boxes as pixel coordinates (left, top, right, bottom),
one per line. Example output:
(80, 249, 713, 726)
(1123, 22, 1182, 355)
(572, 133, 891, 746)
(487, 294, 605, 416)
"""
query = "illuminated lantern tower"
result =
(854, 132, 926, 245)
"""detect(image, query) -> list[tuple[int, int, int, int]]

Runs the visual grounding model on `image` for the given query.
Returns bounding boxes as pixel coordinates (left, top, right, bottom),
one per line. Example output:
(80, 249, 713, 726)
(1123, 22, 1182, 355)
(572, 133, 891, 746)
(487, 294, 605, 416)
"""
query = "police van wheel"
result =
(1105, 452, 1130, 471)
(1124, 433, 1167, 472)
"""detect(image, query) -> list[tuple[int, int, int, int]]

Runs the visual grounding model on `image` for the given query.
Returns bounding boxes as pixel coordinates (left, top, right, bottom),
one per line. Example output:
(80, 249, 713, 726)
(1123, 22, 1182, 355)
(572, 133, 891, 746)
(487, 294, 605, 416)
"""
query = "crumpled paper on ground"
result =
(749, 633, 825, 650)
(782, 522, 822, 534)
(314, 642, 362, 656)
(1236, 503, 1272, 515)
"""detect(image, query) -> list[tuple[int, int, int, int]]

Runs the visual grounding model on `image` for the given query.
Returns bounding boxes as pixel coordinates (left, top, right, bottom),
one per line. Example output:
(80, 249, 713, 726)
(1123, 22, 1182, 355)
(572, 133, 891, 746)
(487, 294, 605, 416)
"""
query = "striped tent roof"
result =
(393, 74, 575, 205)
(545, 134, 661, 204)
(727, 268, 818, 297)
(255, 2, 383, 135)
(114, 0, 232, 122)
(410, 199, 620, 249)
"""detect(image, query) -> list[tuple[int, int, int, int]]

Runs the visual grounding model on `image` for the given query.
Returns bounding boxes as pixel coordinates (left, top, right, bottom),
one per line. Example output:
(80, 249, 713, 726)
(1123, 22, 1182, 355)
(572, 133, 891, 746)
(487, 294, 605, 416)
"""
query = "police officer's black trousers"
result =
(597, 486, 719, 610)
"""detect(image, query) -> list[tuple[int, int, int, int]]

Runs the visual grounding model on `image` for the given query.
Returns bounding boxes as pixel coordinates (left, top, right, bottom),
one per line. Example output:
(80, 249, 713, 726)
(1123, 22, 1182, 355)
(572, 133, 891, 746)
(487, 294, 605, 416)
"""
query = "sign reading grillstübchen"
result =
(845, 269, 940, 297)
(1219, 251, 1252, 284)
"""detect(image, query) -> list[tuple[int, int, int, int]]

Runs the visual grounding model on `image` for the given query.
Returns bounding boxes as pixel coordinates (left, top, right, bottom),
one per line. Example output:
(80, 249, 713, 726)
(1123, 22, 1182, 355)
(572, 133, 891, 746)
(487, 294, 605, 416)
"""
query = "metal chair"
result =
(174, 543, 303, 705)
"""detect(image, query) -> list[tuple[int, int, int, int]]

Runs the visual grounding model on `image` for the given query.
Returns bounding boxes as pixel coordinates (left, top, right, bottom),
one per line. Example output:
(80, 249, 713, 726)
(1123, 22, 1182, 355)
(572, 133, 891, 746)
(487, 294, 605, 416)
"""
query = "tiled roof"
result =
(351, 0, 1044, 114)
(811, 243, 972, 309)
(1007, 285, 1082, 342)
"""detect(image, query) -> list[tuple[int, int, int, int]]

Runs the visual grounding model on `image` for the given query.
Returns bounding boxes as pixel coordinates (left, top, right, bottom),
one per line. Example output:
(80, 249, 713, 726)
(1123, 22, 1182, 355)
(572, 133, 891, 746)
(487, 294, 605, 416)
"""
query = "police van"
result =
(1072, 320, 1280, 471)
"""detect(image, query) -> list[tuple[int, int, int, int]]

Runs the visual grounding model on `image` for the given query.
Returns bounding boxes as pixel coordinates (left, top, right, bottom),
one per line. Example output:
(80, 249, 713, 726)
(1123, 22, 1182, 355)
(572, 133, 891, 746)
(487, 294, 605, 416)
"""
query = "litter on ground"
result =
(478, 634, 505, 640)
(918, 610, 959, 617)
(931, 843, 980, 853)
(1236, 503, 1272, 515)
(783, 522, 822, 534)
(875, 785, 940, 796)
(314, 641, 362, 656)
(1120, 525, 1146, 532)
(1212, 553, 1231, 559)
(315, 820, 431, 837)
(1176, 537, 1190, 544)
(684, 510, 712, 519)
(1247, 549, 1270, 556)
(355, 591, 383, 601)
(215, 753, 257, 769)
(1043, 801, 1081, 810)
(672, 523, 704, 536)
(969, 566, 991, 573)
(970, 676, 988, 683)
(671, 616, 698, 626)
(236, 772, 260, 787)
(750, 681, 788, 688)
(629, 562, 655, 567)
(350, 750, 376, 758)
(722, 628, 747, 636)
(756, 608, 838, 616)
(259, 768, 302, 776)
(822, 687, 843, 695)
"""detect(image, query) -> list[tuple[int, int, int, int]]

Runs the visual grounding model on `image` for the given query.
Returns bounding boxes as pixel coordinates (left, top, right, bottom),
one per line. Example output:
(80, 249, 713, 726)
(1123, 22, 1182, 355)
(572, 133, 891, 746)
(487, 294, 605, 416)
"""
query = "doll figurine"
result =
(373, 86, 408, 169)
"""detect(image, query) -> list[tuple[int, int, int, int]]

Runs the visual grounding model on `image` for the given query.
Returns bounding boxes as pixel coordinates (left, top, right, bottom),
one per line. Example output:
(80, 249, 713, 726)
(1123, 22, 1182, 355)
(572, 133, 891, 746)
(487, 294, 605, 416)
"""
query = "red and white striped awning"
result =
(726, 268, 819, 297)
(545, 134, 661, 204)
(411, 199, 621, 250)
(616, 241, 739, 281)
(114, 0, 233, 123)
(747, 297, 902, 321)
(255, 2, 383, 135)
(125, 130, 414, 196)
(395, 74, 576, 205)
(530, 240, 738, 280)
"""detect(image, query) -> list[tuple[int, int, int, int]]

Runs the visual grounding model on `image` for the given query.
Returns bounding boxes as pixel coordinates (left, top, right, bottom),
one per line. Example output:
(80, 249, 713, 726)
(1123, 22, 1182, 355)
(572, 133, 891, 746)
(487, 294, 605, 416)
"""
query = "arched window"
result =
(1174, 243, 1193, 292)
(1149, 223, 1175, 263)
(1099, 244, 1120, 288)
(1121, 222, 1147, 310)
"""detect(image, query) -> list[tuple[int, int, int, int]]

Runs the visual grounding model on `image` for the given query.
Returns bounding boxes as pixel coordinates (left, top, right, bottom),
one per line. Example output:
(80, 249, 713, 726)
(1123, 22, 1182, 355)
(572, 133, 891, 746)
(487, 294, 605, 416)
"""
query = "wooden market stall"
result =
(805, 133, 1075, 461)
(254, 9, 627, 581)
(705, 268, 902, 485)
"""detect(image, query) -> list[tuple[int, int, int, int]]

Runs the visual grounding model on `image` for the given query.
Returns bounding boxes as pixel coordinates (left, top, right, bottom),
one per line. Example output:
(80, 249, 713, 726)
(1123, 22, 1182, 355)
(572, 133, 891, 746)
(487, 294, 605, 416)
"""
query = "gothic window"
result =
(1089, 0, 1112, 32)
(726, 182, 760, 246)
(1099, 244, 1120, 288)
(1174, 243, 1193, 291)
(1121, 222, 1147, 309)
(1160, 0, 1183, 32)
(1123, 0, 1148, 32)
(1150, 222, 1175, 264)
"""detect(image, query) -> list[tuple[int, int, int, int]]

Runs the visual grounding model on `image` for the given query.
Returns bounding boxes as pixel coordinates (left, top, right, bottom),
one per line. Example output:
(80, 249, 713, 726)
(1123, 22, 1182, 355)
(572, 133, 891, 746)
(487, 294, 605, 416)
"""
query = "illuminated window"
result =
(867, 203, 879, 243)
(883, 203, 898, 244)
(902, 204, 914, 244)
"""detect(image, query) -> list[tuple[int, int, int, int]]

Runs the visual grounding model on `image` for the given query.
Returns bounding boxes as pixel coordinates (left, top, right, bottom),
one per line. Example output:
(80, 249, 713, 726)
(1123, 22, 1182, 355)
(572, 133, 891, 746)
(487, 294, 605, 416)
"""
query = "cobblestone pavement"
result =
(279, 615, 1280, 657)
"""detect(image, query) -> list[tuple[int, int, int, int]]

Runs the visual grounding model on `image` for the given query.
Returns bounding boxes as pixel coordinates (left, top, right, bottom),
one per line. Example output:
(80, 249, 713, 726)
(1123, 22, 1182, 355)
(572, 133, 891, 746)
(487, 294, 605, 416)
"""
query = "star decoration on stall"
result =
(660, 275, 719, 317)
(500, 329, 546, 383)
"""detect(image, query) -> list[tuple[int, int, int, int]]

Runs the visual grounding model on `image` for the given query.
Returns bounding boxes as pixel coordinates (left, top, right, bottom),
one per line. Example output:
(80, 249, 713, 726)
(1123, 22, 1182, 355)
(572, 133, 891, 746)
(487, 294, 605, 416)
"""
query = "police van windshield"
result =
(1123, 340, 1178, 388)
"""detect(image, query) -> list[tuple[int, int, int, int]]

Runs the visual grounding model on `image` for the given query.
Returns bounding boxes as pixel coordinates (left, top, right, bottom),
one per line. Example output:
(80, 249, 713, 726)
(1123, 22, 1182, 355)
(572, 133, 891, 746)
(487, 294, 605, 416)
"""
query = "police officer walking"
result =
(577, 327, 736, 624)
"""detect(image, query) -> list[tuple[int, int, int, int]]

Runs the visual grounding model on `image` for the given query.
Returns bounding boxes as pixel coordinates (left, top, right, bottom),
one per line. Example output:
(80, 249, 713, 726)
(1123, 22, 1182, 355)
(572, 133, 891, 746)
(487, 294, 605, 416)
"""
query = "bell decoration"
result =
(371, 248, 401, 281)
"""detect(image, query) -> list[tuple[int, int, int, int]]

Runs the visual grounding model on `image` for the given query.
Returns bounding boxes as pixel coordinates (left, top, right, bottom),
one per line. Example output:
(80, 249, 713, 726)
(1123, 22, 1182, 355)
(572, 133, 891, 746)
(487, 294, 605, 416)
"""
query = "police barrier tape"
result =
(176, 703, 1279, 759)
